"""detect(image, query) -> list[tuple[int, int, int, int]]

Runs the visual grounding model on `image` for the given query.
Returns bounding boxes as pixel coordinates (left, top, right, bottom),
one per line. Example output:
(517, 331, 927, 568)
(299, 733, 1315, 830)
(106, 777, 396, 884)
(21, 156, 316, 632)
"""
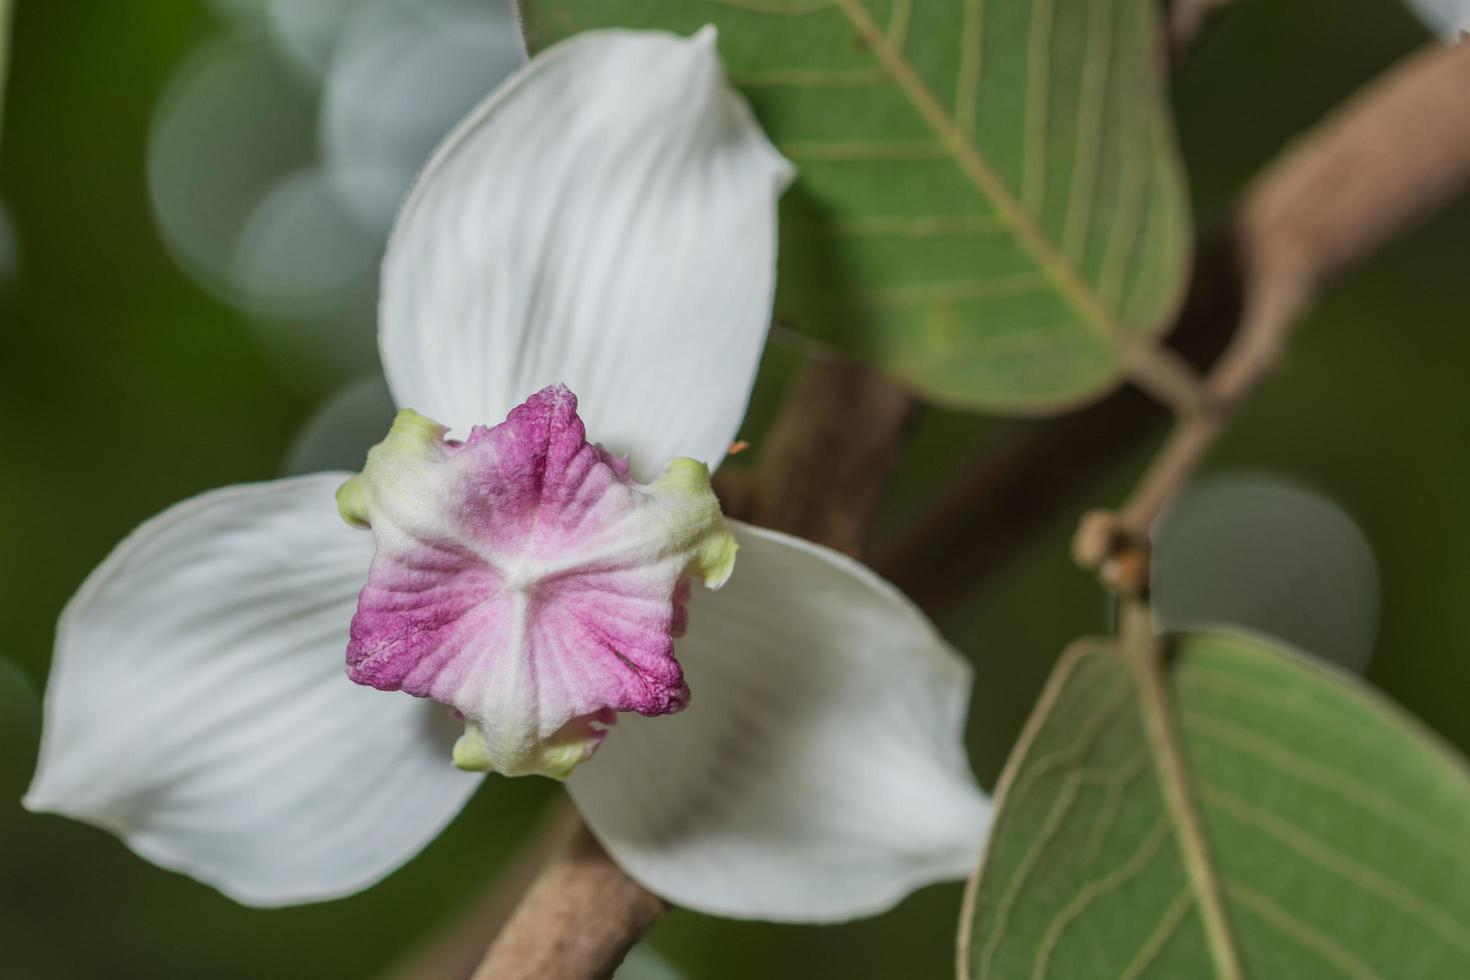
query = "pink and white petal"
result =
(379, 28, 792, 479)
(568, 522, 991, 922)
(339, 388, 735, 778)
(24, 474, 481, 906)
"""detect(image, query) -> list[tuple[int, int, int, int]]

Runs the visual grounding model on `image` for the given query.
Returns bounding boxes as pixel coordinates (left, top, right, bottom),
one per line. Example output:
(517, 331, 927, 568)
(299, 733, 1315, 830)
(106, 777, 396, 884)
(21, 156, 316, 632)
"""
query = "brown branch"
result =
(377, 802, 584, 980)
(471, 825, 669, 980)
(885, 39, 1470, 608)
(473, 359, 915, 979)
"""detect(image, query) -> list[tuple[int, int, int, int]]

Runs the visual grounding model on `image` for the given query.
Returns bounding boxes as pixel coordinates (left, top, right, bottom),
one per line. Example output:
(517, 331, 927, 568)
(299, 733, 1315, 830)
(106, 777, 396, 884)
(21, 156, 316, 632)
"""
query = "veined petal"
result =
(569, 522, 991, 922)
(379, 27, 792, 480)
(339, 386, 737, 779)
(24, 475, 481, 906)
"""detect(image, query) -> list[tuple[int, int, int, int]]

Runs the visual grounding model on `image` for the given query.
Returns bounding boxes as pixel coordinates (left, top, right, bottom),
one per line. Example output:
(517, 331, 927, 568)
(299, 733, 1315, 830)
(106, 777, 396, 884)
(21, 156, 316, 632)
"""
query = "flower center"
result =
(335, 385, 736, 779)
(501, 564, 540, 596)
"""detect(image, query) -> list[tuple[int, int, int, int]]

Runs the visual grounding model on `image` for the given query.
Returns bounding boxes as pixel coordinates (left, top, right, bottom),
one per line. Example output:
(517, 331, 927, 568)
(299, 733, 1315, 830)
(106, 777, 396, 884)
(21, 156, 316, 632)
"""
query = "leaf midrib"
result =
(831, 0, 1130, 348)
(1121, 605, 1245, 980)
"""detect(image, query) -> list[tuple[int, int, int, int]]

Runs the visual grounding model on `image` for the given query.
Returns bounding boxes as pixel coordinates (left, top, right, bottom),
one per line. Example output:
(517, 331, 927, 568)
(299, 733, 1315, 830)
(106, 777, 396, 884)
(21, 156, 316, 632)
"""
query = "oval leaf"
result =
(520, 0, 1191, 412)
(960, 631, 1470, 979)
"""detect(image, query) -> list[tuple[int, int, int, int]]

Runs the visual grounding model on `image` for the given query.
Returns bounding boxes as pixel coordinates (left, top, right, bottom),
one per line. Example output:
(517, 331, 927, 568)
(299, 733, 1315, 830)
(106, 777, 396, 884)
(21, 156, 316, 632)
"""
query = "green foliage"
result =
(521, 0, 1192, 412)
(961, 630, 1470, 978)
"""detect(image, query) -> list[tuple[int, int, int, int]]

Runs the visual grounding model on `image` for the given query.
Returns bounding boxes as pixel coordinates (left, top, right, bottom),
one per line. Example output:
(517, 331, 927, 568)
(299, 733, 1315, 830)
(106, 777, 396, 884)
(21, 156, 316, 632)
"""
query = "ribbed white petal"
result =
(24, 474, 481, 906)
(1406, 0, 1470, 41)
(379, 28, 792, 480)
(569, 522, 991, 922)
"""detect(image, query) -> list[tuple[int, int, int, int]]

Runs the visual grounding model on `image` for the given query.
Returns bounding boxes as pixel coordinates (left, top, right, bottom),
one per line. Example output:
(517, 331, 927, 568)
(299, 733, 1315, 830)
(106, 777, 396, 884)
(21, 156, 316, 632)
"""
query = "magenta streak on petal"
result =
(342, 386, 706, 773)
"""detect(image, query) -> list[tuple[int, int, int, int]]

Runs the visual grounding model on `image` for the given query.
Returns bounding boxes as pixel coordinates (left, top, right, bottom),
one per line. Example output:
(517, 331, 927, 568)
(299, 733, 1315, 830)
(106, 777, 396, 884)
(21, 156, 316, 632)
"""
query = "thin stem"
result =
(1121, 341, 1210, 418)
(875, 234, 1243, 613)
(1077, 38, 1470, 591)
(1115, 412, 1223, 538)
(376, 802, 583, 980)
(472, 826, 667, 980)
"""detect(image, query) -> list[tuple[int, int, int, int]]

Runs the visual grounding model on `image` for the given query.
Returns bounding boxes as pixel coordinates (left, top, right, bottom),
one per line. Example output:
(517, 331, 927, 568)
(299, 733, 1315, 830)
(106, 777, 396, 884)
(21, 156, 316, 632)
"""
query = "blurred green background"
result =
(1, 1, 1465, 977)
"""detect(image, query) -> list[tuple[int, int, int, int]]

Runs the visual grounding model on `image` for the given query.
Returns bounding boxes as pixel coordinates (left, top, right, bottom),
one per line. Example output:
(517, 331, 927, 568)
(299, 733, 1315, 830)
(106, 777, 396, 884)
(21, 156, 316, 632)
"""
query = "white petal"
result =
(379, 28, 792, 480)
(1405, 0, 1470, 41)
(24, 474, 481, 906)
(569, 522, 991, 922)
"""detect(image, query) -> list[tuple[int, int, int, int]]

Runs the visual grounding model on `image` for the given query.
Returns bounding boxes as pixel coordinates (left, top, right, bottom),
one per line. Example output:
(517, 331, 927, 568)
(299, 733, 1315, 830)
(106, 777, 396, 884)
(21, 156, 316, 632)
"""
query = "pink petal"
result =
(337, 385, 736, 778)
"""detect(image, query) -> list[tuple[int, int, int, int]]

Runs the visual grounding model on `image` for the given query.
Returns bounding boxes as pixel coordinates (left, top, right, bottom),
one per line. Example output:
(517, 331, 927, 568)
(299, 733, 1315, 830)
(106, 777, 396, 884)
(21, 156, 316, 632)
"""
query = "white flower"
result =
(25, 28, 990, 923)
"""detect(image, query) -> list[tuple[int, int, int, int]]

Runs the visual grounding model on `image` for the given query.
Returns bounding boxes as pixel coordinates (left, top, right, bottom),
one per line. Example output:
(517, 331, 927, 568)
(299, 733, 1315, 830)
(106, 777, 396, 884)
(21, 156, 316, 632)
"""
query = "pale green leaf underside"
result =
(962, 633, 1470, 979)
(521, 0, 1191, 411)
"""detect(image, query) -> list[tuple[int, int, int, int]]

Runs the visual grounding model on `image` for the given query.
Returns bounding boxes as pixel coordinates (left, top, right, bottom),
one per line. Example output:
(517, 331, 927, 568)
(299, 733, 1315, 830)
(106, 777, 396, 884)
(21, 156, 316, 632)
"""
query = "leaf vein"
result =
(1226, 880, 1385, 980)
(1061, 0, 1116, 263)
(955, 0, 985, 138)
(1183, 710, 1470, 873)
(1080, 750, 1150, 865)
(1118, 886, 1195, 980)
(1031, 815, 1174, 980)
(1020, 0, 1056, 215)
(1200, 781, 1470, 954)
(831, 0, 1139, 350)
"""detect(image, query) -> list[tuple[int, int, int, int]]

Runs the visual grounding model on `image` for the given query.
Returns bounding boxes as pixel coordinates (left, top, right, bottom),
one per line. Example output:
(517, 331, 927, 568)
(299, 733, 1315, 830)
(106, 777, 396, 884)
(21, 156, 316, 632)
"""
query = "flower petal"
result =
(24, 474, 481, 906)
(337, 387, 736, 779)
(568, 522, 991, 922)
(379, 28, 792, 479)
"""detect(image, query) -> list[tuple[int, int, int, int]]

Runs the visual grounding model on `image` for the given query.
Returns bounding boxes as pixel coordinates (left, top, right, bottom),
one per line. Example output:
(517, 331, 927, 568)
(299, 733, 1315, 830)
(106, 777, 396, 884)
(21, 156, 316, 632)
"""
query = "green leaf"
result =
(960, 628, 1470, 979)
(519, 0, 1191, 412)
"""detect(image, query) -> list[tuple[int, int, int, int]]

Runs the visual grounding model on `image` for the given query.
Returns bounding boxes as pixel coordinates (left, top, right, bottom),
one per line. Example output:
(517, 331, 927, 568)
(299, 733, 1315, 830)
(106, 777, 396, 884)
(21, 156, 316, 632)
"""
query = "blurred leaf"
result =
(1153, 474, 1380, 675)
(960, 629, 1470, 979)
(520, 0, 1191, 412)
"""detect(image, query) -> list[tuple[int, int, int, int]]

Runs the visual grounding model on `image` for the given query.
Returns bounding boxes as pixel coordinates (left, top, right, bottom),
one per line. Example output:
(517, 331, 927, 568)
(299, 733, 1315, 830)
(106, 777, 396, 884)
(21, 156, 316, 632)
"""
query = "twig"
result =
(1076, 39, 1470, 592)
(885, 39, 1470, 609)
(876, 234, 1241, 612)
(471, 825, 669, 980)
(375, 802, 583, 980)
(473, 359, 916, 978)
(1121, 341, 1210, 418)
